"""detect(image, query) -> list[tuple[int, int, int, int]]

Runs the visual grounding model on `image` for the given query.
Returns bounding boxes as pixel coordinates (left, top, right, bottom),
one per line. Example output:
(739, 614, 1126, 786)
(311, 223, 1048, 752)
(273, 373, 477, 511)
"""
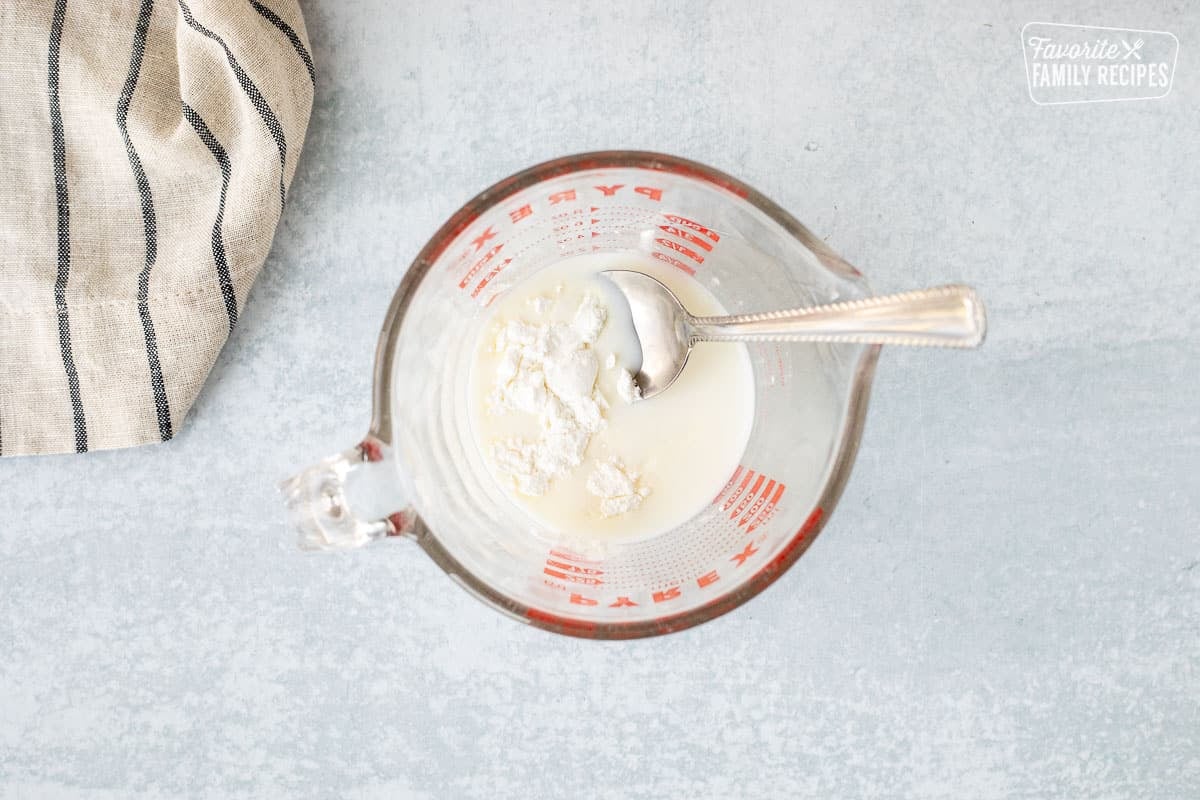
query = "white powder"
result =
(572, 293, 607, 344)
(586, 458, 650, 517)
(487, 295, 607, 498)
(486, 291, 655, 518)
(616, 368, 642, 404)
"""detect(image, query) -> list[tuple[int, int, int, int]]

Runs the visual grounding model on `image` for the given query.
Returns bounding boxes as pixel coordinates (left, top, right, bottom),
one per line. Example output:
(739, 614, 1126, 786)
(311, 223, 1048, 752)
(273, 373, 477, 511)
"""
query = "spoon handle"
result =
(689, 284, 987, 348)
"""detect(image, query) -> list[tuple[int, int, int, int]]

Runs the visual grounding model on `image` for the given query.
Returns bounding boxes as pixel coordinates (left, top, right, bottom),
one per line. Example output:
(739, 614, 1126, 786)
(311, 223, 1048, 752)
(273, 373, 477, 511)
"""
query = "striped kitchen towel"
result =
(0, 0, 314, 456)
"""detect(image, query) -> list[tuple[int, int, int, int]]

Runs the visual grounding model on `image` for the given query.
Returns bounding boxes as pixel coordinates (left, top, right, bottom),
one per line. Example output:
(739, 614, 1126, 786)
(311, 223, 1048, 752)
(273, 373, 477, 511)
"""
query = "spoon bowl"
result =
(601, 269, 987, 400)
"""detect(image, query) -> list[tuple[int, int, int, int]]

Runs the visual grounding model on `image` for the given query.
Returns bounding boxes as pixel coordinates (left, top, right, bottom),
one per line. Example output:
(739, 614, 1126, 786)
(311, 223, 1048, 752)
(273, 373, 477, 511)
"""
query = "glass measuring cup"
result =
(283, 151, 880, 639)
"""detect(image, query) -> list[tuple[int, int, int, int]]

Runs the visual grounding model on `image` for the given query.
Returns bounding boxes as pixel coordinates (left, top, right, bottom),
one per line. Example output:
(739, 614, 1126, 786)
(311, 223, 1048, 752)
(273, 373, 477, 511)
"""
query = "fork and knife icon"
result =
(1121, 38, 1145, 60)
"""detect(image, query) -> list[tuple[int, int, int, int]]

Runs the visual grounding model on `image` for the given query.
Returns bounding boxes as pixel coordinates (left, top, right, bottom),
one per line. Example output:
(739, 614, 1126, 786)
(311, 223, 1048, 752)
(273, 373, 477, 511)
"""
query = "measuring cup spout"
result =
(280, 436, 416, 550)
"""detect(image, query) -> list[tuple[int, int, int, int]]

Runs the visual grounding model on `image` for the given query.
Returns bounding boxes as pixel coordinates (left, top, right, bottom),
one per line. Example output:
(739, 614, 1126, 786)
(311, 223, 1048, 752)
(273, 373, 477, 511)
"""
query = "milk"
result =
(469, 252, 756, 542)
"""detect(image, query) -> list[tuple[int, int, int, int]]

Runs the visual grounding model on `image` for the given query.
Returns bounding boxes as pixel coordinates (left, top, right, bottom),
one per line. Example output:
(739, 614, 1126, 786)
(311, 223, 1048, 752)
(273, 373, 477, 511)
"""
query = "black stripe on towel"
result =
(177, 0, 288, 209)
(49, 0, 89, 453)
(181, 103, 238, 332)
(249, 0, 315, 86)
(118, 0, 174, 442)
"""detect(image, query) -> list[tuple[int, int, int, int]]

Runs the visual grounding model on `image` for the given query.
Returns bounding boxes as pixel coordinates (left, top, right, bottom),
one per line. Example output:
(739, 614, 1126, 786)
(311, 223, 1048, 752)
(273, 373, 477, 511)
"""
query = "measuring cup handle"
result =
(280, 436, 416, 551)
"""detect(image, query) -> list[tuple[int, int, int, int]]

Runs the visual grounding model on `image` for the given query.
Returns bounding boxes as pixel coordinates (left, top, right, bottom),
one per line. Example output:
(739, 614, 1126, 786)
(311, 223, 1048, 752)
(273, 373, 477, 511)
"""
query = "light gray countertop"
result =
(2, 1, 1198, 797)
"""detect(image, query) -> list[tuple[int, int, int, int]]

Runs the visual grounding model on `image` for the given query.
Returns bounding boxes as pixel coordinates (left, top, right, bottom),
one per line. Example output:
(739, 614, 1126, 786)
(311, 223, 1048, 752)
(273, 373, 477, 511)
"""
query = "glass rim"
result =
(369, 150, 881, 639)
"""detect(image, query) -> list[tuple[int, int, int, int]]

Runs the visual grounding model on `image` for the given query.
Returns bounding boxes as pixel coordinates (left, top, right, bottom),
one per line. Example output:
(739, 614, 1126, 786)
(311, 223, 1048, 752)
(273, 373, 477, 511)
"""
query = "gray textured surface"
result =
(2, 1, 1198, 797)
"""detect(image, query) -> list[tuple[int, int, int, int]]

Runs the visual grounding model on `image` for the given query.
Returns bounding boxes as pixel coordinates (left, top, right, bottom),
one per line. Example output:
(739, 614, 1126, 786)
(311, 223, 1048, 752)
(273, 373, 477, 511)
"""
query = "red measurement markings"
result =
(543, 558, 604, 587)
(655, 237, 704, 264)
(663, 214, 720, 243)
(547, 575, 604, 588)
(745, 482, 786, 533)
(471, 258, 513, 298)
(542, 548, 605, 586)
(426, 155, 747, 276)
(659, 224, 714, 252)
(738, 479, 776, 526)
(715, 465, 787, 532)
(545, 558, 602, 575)
(729, 474, 765, 522)
(721, 469, 757, 512)
(528, 487, 813, 623)
(458, 243, 504, 289)
(651, 251, 695, 276)
(552, 208, 593, 246)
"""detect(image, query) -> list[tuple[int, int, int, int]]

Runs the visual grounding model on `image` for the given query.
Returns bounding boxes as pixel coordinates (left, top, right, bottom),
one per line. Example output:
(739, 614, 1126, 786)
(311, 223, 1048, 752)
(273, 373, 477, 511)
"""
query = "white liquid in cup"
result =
(468, 252, 756, 543)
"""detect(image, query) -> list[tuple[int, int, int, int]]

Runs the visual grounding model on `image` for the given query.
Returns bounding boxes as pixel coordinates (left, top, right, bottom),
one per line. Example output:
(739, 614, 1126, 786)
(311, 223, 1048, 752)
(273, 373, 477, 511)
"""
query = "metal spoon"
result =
(599, 270, 987, 400)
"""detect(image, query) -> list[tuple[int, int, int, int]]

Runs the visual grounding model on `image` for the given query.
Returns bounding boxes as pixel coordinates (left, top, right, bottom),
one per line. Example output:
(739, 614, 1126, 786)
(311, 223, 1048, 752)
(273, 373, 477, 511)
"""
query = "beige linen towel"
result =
(0, 0, 313, 456)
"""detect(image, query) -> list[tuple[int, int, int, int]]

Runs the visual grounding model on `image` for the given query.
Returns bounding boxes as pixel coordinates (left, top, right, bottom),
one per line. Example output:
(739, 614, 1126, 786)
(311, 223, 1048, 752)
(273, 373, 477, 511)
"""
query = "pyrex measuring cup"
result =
(284, 151, 883, 639)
